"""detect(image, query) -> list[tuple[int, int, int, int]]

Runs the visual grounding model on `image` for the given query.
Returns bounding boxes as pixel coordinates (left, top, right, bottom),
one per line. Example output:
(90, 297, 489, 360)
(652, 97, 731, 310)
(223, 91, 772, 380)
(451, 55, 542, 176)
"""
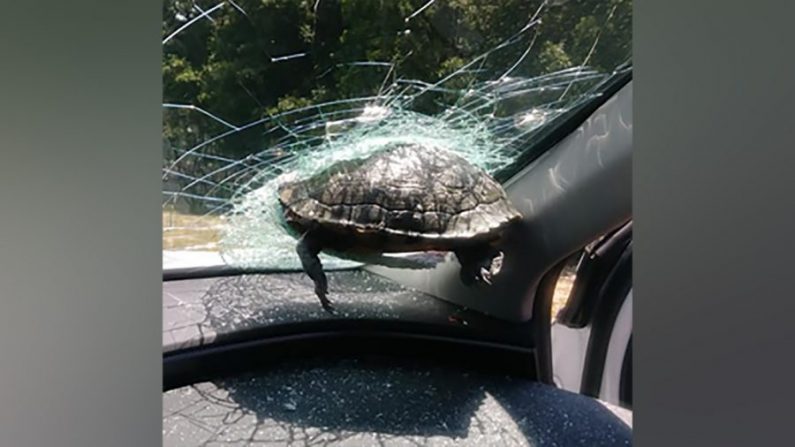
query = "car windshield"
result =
(162, 0, 631, 271)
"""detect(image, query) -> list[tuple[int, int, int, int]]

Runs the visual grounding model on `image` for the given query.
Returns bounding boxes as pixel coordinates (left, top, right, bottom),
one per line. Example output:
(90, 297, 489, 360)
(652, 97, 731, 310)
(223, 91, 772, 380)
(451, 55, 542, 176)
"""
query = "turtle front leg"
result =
(296, 233, 334, 313)
(455, 246, 505, 286)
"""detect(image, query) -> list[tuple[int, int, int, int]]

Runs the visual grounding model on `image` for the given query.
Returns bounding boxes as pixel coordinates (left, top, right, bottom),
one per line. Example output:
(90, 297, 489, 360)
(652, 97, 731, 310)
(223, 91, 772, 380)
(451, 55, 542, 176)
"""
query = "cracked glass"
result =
(162, 2, 633, 445)
(162, 0, 631, 272)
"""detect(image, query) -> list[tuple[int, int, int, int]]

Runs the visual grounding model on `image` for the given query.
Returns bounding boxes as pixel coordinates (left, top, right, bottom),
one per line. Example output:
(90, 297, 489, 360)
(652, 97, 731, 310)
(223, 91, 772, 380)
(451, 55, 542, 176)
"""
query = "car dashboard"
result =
(163, 269, 632, 446)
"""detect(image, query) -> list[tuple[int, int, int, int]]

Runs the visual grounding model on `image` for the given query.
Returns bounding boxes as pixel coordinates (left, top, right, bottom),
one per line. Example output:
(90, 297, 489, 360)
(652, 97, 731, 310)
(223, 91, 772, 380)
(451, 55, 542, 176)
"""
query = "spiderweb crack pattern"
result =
(162, 0, 630, 270)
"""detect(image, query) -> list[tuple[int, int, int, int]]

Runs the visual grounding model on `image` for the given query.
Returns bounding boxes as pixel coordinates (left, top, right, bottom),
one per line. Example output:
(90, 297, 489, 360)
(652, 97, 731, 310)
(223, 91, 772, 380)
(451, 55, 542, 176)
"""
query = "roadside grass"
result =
(162, 208, 224, 251)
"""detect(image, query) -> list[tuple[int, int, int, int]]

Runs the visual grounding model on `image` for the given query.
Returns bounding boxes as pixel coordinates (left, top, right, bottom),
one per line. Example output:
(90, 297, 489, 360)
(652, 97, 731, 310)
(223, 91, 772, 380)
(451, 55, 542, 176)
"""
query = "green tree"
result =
(162, 0, 631, 211)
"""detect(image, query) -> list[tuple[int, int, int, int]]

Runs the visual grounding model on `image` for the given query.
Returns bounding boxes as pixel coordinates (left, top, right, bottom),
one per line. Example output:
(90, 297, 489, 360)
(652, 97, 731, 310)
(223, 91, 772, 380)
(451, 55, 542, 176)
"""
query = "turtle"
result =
(277, 142, 523, 312)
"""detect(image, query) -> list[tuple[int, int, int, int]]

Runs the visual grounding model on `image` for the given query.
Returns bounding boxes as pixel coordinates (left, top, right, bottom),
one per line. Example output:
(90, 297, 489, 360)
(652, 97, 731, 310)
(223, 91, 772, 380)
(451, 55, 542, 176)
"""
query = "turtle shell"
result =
(277, 143, 522, 252)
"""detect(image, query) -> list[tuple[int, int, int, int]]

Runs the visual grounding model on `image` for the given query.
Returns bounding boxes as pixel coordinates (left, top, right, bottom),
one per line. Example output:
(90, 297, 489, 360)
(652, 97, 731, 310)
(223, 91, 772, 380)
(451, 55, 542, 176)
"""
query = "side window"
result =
(551, 234, 609, 321)
(552, 252, 581, 322)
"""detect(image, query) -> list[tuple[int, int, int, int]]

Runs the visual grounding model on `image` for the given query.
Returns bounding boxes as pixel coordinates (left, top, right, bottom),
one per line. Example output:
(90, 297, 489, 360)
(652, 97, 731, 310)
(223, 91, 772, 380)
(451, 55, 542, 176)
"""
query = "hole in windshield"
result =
(162, 0, 632, 271)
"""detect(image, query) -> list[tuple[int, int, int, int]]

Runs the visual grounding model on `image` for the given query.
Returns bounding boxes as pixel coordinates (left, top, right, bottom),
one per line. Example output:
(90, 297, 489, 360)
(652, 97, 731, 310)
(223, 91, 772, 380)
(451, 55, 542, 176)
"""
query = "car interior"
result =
(162, 72, 633, 446)
(162, 1, 633, 444)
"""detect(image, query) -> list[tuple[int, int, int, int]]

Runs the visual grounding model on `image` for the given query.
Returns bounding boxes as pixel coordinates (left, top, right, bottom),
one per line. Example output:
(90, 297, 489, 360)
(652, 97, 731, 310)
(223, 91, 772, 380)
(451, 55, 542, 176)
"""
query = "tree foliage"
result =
(163, 0, 631, 210)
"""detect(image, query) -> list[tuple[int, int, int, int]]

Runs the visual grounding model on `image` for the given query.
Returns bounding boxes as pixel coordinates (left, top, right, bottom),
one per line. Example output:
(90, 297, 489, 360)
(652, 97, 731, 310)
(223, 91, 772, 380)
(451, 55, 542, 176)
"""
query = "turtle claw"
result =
(316, 286, 335, 314)
(321, 300, 336, 314)
(479, 267, 493, 285)
(313, 287, 336, 313)
(490, 251, 505, 276)
(456, 247, 504, 287)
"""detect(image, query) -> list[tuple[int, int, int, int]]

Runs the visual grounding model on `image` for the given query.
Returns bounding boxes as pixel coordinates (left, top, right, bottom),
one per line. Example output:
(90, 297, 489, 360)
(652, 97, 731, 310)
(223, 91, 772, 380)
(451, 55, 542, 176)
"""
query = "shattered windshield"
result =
(162, 0, 631, 271)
